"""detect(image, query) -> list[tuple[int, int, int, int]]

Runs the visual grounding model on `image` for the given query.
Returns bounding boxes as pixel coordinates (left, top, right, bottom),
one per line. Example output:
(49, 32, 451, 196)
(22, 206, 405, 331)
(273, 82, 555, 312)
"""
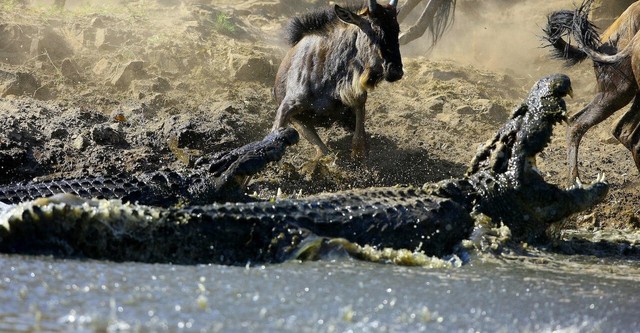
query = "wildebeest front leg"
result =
(351, 104, 368, 160)
(567, 89, 634, 182)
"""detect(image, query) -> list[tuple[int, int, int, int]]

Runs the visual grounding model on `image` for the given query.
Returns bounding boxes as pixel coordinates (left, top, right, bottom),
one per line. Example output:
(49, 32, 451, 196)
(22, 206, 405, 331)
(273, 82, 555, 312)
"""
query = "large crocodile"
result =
(0, 74, 609, 265)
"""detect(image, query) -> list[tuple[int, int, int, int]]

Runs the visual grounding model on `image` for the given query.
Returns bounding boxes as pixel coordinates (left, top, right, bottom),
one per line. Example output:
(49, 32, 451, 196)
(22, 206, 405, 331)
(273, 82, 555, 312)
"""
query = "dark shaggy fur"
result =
(285, 5, 364, 46)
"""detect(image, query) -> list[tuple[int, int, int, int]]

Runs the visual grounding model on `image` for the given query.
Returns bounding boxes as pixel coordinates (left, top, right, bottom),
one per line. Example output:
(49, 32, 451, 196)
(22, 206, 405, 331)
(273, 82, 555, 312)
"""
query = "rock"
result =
(91, 124, 127, 146)
(92, 58, 112, 76)
(475, 99, 508, 123)
(228, 53, 275, 83)
(94, 28, 128, 50)
(0, 23, 37, 64)
(60, 58, 82, 83)
(425, 95, 446, 113)
(90, 17, 105, 28)
(455, 105, 474, 115)
(422, 69, 467, 81)
(29, 28, 73, 60)
(152, 77, 171, 93)
(130, 77, 171, 97)
(111, 60, 146, 90)
(72, 134, 89, 150)
(0, 70, 38, 97)
(49, 128, 69, 139)
(485, 103, 508, 123)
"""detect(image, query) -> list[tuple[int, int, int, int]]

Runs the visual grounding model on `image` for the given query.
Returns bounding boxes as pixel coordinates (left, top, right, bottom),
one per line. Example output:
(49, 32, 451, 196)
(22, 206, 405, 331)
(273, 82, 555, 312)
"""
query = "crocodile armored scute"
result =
(0, 175, 151, 205)
(0, 74, 610, 265)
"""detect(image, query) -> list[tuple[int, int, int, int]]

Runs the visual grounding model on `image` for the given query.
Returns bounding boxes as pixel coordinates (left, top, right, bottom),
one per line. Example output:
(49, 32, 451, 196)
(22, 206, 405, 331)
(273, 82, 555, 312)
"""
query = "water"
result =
(1, 251, 639, 332)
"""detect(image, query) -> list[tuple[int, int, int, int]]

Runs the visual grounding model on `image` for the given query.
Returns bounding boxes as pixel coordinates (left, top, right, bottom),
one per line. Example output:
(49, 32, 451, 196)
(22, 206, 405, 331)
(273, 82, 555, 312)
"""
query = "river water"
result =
(1, 245, 639, 333)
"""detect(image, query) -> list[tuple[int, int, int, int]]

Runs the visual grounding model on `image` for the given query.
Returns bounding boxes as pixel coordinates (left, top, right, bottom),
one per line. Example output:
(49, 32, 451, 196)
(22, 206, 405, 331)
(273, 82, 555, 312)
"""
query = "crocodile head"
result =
(469, 74, 609, 241)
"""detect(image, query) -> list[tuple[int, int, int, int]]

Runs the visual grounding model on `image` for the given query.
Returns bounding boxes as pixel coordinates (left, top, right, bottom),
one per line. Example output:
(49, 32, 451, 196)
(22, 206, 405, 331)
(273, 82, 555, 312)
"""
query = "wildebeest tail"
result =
(543, 0, 600, 66)
(545, 0, 634, 65)
(427, 0, 457, 47)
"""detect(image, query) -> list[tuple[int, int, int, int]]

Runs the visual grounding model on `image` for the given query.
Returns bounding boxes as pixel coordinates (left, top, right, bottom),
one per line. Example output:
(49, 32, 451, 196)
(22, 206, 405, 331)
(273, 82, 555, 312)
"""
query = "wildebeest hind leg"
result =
(613, 94, 640, 170)
(567, 90, 634, 182)
(272, 100, 299, 131)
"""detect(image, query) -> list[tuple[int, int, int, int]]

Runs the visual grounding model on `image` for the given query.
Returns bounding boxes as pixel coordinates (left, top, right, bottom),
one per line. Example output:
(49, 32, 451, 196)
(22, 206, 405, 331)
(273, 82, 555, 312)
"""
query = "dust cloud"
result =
(403, 0, 582, 75)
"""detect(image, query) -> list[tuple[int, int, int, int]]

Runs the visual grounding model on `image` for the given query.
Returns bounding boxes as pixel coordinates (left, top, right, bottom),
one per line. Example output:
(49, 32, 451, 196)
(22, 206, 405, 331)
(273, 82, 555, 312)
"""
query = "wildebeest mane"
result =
(542, 0, 600, 66)
(285, 5, 364, 46)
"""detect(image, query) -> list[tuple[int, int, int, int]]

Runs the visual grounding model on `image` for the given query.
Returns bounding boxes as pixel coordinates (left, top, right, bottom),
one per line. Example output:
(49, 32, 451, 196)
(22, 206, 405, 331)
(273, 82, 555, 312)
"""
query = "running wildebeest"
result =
(272, 0, 403, 160)
(544, 0, 640, 182)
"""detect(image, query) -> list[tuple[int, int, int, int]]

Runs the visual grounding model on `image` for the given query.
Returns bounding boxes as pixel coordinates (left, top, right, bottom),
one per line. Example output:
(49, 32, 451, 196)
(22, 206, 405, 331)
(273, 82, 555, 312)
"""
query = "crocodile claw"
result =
(595, 172, 606, 184)
(566, 173, 606, 190)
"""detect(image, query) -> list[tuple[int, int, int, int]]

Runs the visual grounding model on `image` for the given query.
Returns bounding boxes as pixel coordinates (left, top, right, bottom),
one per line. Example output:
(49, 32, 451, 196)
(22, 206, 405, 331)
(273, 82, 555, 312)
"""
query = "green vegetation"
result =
(214, 12, 236, 34)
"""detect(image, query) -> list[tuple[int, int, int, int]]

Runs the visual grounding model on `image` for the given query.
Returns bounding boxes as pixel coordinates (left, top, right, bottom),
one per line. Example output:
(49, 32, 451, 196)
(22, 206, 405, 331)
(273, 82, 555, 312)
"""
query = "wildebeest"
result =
(272, 0, 403, 160)
(544, 0, 640, 182)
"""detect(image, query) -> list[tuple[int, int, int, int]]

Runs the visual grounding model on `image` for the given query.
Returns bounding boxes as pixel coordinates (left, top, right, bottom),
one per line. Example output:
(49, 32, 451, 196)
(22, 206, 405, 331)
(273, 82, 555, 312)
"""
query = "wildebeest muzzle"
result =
(384, 62, 404, 82)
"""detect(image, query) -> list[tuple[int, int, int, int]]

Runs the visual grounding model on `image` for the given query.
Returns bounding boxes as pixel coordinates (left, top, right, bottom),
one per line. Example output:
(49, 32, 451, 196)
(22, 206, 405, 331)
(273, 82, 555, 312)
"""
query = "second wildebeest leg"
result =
(291, 118, 330, 158)
(567, 81, 635, 182)
(351, 103, 368, 159)
(613, 93, 640, 169)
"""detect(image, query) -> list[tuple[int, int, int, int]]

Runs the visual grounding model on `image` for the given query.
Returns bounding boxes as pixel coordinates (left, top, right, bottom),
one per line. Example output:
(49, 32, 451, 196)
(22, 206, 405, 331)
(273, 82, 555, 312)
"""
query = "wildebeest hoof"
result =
(300, 155, 336, 180)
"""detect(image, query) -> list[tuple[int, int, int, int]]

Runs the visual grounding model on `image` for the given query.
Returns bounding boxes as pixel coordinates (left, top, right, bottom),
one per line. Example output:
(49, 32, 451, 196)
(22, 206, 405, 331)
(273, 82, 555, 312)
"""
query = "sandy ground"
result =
(0, 0, 638, 233)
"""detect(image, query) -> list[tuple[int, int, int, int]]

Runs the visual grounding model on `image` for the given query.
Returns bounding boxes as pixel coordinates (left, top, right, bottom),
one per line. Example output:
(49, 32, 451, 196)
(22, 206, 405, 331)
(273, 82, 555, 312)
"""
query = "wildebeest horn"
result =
(389, 0, 397, 7)
(368, 0, 378, 11)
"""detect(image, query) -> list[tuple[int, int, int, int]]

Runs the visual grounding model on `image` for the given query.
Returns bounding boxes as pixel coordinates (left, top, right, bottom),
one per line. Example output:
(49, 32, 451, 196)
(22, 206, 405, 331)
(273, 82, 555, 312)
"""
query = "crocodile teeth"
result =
(566, 173, 606, 190)
(574, 177, 583, 189)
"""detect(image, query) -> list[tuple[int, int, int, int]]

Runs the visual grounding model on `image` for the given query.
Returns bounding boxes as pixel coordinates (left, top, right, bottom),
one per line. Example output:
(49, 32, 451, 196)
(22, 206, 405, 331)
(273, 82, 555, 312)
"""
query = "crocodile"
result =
(0, 74, 609, 265)
(0, 127, 300, 206)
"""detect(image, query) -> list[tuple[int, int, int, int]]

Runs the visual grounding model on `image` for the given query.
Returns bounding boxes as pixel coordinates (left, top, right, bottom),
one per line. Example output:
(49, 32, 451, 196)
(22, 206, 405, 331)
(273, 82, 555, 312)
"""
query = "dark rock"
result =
(152, 77, 171, 93)
(455, 105, 474, 115)
(60, 58, 82, 83)
(49, 128, 69, 139)
(91, 125, 127, 146)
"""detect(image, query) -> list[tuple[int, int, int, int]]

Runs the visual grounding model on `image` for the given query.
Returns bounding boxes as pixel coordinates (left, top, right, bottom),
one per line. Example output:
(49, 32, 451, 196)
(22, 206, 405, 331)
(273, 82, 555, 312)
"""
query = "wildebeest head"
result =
(335, 0, 404, 83)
